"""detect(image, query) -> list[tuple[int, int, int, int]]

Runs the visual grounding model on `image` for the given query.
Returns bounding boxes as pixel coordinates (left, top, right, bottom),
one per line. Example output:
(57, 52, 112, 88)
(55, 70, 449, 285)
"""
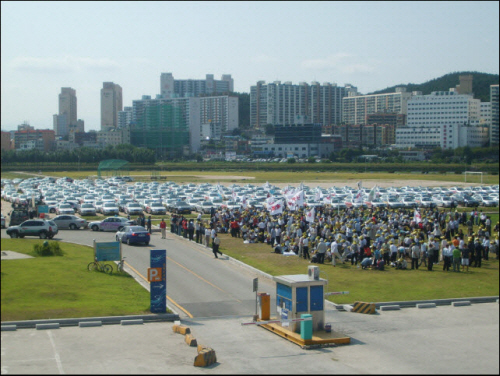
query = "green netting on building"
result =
(97, 159, 130, 178)
(131, 102, 190, 158)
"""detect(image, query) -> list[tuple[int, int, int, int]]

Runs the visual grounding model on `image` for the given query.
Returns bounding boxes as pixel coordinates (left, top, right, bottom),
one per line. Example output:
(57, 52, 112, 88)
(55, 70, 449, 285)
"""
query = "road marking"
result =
(47, 331, 64, 374)
(124, 261, 194, 318)
(167, 256, 242, 303)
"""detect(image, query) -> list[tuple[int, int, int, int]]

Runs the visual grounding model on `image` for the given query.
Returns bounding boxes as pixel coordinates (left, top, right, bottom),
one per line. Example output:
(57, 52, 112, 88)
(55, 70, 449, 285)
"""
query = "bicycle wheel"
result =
(103, 264, 113, 274)
(88, 262, 97, 271)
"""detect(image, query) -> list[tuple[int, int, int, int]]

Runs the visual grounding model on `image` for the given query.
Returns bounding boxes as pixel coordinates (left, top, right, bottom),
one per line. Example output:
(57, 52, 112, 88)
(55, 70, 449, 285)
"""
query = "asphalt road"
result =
(1, 225, 277, 319)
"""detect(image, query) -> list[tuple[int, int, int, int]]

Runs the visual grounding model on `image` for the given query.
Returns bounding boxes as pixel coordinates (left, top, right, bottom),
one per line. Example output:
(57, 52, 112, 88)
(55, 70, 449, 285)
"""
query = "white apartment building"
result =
(250, 81, 356, 128)
(491, 84, 499, 145)
(396, 89, 489, 149)
(342, 87, 414, 126)
(160, 73, 234, 98)
(395, 124, 488, 149)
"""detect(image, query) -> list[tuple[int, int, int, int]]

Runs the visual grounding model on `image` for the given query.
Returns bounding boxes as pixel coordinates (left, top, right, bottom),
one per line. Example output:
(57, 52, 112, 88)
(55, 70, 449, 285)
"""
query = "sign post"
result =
(148, 249, 167, 313)
(253, 278, 258, 316)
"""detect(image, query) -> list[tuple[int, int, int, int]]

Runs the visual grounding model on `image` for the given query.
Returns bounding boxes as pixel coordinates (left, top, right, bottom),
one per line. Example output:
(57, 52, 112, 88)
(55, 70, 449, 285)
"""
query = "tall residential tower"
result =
(101, 82, 123, 130)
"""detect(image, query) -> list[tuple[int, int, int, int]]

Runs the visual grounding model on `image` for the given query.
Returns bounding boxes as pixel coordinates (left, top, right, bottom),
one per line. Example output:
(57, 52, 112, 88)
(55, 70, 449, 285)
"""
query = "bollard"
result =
(185, 334, 198, 347)
(172, 324, 190, 335)
(194, 347, 217, 367)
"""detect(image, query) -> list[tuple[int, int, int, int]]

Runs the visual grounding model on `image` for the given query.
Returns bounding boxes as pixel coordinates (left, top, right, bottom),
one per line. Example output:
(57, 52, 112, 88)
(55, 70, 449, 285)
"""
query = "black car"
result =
(462, 195, 480, 207)
(172, 201, 192, 214)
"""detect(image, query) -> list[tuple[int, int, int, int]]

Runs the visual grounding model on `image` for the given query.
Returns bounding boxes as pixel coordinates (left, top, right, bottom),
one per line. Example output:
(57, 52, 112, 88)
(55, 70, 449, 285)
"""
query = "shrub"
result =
(33, 241, 64, 257)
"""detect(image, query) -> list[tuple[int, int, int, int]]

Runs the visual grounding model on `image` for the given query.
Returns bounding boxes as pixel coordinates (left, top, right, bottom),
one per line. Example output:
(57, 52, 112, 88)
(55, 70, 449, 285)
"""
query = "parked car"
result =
(195, 201, 214, 214)
(125, 202, 143, 215)
(6, 219, 58, 239)
(148, 202, 166, 215)
(52, 215, 88, 230)
(172, 201, 192, 214)
(56, 203, 75, 215)
(8, 207, 30, 226)
(78, 203, 97, 216)
(101, 202, 120, 216)
(89, 217, 134, 232)
(115, 225, 150, 245)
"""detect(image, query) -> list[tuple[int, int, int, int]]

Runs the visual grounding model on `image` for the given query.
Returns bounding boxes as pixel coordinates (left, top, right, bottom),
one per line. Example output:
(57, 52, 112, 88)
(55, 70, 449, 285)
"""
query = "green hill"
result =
(368, 71, 499, 102)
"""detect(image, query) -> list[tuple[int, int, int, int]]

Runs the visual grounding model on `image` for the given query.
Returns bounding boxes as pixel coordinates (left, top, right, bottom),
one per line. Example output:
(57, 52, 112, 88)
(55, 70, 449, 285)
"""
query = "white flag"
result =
(232, 189, 236, 201)
(306, 207, 315, 223)
(266, 196, 276, 210)
(292, 190, 305, 208)
(270, 200, 283, 215)
(315, 188, 323, 202)
(242, 195, 248, 209)
(368, 185, 377, 202)
(355, 190, 364, 203)
(414, 209, 422, 224)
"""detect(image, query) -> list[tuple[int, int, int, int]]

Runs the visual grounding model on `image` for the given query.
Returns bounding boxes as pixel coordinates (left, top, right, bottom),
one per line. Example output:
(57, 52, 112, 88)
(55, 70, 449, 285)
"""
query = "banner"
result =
(414, 209, 422, 224)
(367, 185, 377, 202)
(270, 200, 283, 215)
(306, 207, 315, 223)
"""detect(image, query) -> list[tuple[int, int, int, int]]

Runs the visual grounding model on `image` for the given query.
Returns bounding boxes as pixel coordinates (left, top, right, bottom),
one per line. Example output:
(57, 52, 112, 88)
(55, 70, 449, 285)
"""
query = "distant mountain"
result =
(368, 71, 499, 102)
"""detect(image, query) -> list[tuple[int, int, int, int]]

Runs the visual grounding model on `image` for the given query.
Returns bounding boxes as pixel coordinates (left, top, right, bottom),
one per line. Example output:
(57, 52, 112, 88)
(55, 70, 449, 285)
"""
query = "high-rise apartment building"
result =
(54, 87, 77, 137)
(101, 82, 123, 130)
(491, 84, 499, 146)
(342, 87, 414, 126)
(250, 81, 356, 128)
(160, 73, 234, 98)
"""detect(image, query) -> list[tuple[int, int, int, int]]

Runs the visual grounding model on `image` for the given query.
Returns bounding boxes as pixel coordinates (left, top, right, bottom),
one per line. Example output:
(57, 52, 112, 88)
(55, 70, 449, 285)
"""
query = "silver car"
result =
(52, 215, 88, 230)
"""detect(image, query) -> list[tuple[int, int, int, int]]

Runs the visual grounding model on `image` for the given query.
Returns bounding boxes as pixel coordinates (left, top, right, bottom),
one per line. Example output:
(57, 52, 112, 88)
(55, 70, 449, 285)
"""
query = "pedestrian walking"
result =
(147, 216, 152, 233)
(212, 233, 223, 258)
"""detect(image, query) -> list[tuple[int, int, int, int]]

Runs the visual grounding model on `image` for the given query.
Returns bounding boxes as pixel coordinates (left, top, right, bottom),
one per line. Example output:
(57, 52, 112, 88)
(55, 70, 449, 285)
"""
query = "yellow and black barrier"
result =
(185, 333, 198, 347)
(172, 324, 191, 335)
(352, 301, 376, 314)
(194, 346, 217, 367)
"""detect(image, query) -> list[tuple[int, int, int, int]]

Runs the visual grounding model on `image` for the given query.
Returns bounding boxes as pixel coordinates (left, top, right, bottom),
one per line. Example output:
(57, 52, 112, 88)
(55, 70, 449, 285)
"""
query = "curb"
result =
(1, 313, 178, 329)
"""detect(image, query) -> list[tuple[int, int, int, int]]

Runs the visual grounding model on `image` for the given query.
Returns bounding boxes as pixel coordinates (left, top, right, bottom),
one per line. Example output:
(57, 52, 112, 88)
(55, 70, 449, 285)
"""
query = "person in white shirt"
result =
(331, 239, 344, 266)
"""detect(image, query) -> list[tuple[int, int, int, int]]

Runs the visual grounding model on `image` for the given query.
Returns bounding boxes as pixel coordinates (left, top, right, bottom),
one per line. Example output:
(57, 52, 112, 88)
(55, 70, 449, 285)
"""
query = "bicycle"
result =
(117, 256, 126, 272)
(88, 258, 113, 274)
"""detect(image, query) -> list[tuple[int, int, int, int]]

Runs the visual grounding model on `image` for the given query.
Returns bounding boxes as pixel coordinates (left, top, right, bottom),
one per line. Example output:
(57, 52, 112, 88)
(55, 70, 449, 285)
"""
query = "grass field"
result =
(216, 232, 499, 304)
(1, 239, 152, 321)
(3, 170, 499, 185)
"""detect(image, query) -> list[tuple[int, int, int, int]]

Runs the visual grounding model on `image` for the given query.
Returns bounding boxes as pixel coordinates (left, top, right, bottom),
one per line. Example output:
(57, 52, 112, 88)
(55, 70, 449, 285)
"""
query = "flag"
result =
(270, 200, 283, 215)
(414, 209, 421, 224)
(368, 185, 377, 202)
(292, 190, 305, 208)
(355, 190, 364, 203)
(323, 194, 332, 204)
(241, 195, 248, 209)
(232, 189, 236, 201)
(357, 181, 362, 190)
(266, 196, 276, 210)
(315, 188, 323, 202)
(306, 207, 315, 223)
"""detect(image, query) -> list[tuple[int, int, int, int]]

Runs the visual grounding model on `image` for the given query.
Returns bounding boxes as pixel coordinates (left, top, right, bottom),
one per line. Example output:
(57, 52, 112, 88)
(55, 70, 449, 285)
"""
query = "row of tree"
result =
(1, 144, 156, 165)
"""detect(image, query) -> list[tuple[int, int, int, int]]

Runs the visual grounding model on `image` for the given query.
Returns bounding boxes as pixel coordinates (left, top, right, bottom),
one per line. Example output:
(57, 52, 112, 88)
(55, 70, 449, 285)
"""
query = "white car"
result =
(89, 217, 134, 232)
(56, 203, 75, 215)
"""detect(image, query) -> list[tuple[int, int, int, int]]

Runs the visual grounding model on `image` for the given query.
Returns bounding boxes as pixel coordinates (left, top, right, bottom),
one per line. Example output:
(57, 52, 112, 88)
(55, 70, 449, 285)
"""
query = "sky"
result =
(1, 1, 499, 132)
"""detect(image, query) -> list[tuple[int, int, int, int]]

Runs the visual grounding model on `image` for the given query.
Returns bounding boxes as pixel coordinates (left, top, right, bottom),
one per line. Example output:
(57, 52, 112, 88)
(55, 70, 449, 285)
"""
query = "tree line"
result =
(1, 144, 156, 165)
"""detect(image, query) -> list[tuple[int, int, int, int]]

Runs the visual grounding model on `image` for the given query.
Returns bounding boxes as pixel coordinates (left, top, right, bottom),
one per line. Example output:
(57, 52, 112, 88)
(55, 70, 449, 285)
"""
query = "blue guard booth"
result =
(273, 266, 327, 333)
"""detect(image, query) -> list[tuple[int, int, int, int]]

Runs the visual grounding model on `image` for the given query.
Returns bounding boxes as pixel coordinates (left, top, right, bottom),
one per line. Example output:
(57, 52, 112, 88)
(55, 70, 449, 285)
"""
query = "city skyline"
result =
(1, 1, 498, 131)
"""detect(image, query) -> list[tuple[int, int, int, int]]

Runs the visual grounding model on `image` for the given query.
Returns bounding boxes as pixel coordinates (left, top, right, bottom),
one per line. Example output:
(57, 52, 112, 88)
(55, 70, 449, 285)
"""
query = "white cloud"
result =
(301, 53, 375, 74)
(10, 56, 120, 73)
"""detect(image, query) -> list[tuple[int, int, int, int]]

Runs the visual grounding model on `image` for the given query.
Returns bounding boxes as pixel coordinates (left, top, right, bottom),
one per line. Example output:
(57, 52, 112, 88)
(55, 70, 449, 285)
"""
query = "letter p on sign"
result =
(148, 267, 162, 282)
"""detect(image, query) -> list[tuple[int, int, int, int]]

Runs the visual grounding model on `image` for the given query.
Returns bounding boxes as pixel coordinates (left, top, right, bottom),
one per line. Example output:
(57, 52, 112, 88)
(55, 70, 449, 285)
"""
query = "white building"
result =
(342, 87, 414, 126)
(395, 123, 488, 149)
(396, 89, 489, 149)
(101, 82, 123, 130)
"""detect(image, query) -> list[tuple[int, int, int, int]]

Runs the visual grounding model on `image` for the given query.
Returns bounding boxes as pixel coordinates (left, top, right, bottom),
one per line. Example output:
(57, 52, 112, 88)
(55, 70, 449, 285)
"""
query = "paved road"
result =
(1, 224, 277, 319)
(1, 303, 498, 374)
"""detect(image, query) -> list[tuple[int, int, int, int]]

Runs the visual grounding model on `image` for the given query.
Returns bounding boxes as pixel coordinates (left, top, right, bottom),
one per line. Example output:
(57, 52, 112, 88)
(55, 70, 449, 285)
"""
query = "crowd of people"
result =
(168, 204, 499, 272)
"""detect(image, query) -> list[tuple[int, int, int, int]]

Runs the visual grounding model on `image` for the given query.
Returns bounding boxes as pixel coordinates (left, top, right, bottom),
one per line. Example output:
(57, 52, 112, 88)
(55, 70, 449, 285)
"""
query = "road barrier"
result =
(352, 301, 376, 314)
(241, 317, 312, 326)
(172, 324, 191, 334)
(185, 333, 197, 347)
(194, 346, 217, 367)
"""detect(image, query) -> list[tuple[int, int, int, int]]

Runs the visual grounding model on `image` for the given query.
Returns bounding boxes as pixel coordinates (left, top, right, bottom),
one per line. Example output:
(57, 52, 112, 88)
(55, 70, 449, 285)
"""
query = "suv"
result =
(6, 219, 58, 239)
(8, 205, 30, 226)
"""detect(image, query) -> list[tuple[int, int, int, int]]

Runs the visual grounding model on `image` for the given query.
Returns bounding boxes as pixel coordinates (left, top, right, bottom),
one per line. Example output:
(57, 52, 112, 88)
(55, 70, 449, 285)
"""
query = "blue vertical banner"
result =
(149, 249, 167, 313)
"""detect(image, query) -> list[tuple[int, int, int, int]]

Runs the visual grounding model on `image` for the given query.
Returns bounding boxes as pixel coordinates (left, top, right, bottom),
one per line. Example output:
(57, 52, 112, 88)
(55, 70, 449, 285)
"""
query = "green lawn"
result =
(218, 233, 499, 304)
(1, 239, 152, 321)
